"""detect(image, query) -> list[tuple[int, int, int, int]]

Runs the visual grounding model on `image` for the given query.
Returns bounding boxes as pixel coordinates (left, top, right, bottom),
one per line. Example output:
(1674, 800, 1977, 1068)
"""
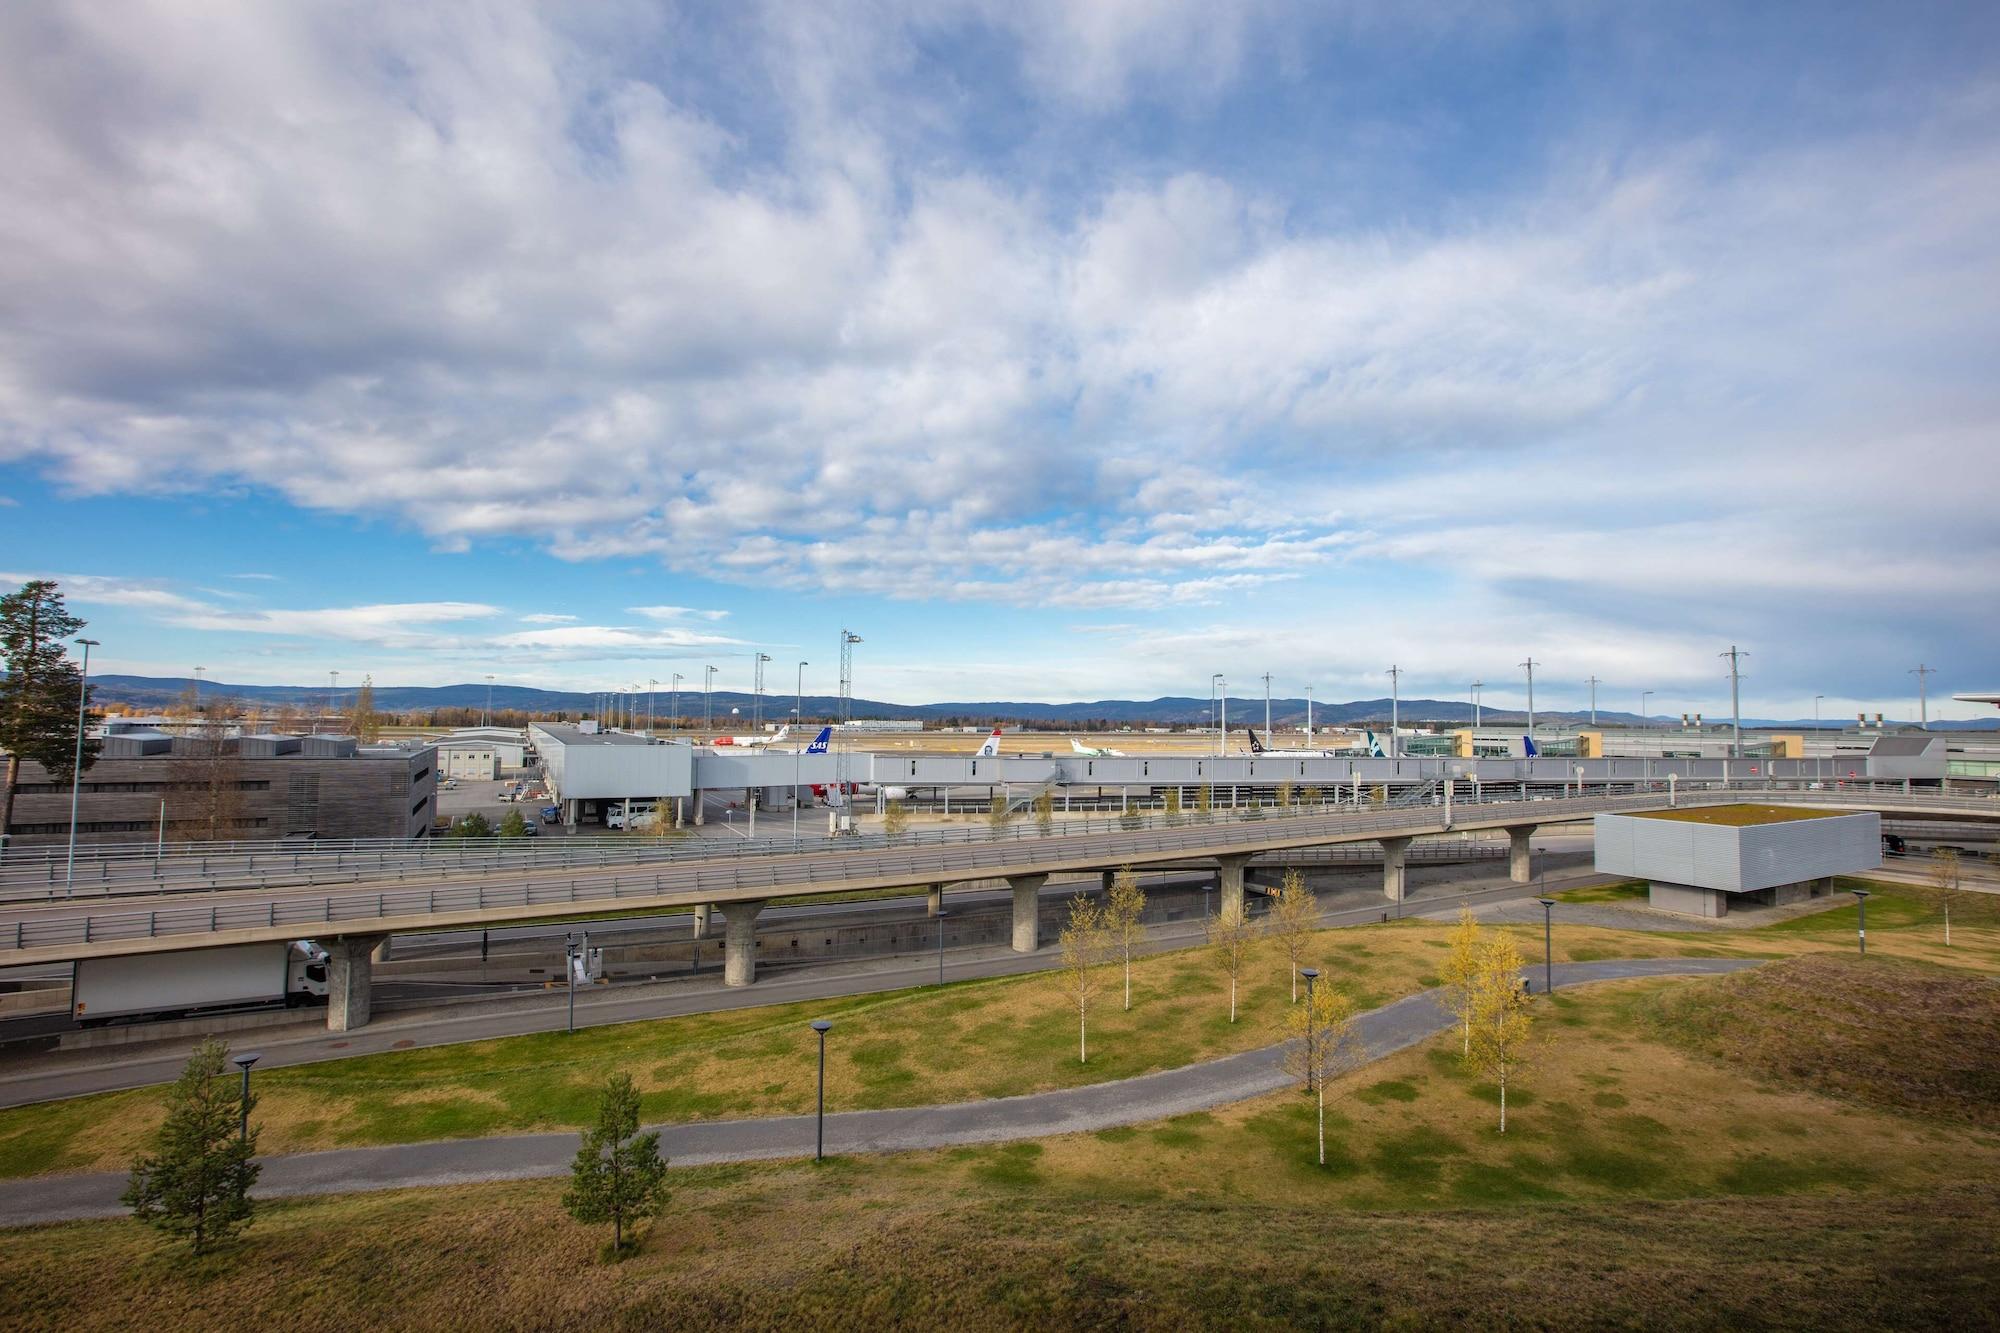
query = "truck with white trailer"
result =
(71, 940, 330, 1026)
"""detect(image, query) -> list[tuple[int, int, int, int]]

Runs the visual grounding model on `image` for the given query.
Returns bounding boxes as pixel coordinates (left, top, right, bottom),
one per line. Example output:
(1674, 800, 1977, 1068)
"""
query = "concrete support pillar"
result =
(1507, 825, 1537, 884)
(1009, 874, 1048, 953)
(370, 936, 393, 964)
(927, 885, 944, 917)
(1216, 853, 1251, 917)
(1379, 836, 1411, 902)
(692, 902, 711, 939)
(1101, 869, 1115, 893)
(720, 900, 765, 986)
(692, 790, 706, 826)
(327, 934, 386, 1031)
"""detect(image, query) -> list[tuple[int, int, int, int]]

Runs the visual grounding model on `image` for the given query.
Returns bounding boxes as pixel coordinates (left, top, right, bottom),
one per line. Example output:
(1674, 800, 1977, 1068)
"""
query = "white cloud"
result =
(519, 613, 579, 625)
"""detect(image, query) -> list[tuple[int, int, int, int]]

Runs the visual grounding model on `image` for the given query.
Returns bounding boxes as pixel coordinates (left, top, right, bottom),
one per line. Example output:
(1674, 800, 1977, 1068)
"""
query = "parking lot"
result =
(434, 775, 556, 832)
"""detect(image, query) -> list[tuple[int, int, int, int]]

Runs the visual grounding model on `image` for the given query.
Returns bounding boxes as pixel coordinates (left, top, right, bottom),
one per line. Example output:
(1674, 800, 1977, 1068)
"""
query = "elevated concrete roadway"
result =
(2, 785, 1991, 1028)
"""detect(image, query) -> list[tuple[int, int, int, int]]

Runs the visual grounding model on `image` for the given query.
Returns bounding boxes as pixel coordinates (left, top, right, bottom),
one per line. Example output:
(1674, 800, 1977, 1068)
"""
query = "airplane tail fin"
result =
(1366, 729, 1386, 758)
(1523, 736, 1539, 758)
(976, 727, 1003, 757)
(1247, 729, 1267, 754)
(806, 726, 832, 754)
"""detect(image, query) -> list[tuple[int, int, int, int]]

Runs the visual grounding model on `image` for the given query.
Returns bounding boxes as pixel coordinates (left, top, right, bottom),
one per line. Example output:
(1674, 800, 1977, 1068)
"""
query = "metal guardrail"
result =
(2, 783, 1991, 957)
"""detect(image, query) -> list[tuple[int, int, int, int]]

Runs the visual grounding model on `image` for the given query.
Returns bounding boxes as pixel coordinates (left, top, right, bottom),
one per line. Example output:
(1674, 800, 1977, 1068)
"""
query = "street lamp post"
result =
(1536, 896, 1556, 994)
(936, 909, 949, 986)
(1520, 658, 1538, 737)
(704, 666, 717, 735)
(1212, 674, 1226, 756)
(670, 673, 683, 734)
(1470, 680, 1483, 729)
(483, 674, 495, 727)
(1299, 967, 1320, 1091)
(811, 1019, 833, 1160)
(232, 1051, 262, 1142)
(1388, 665, 1402, 758)
(1641, 690, 1653, 724)
(1852, 888, 1870, 956)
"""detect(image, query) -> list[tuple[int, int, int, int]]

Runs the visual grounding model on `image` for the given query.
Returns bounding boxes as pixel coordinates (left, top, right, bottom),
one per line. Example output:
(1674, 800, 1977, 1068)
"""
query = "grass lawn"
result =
(1633, 803, 1849, 826)
(1, 879, 1994, 1181)
(1551, 878, 1648, 904)
(4, 971, 1998, 1330)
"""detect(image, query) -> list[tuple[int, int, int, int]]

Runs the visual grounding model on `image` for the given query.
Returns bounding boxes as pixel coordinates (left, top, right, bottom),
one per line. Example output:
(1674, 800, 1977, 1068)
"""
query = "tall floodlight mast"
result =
(1720, 646, 1749, 757)
(1519, 659, 1538, 737)
(1910, 664, 1936, 730)
(1387, 665, 1402, 758)
(836, 631, 862, 813)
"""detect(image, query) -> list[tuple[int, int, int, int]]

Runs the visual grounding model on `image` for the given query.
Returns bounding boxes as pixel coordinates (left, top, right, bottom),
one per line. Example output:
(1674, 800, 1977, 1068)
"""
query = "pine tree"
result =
(496, 808, 528, 838)
(563, 1072, 668, 1254)
(1270, 869, 1319, 1002)
(0, 580, 100, 844)
(1104, 866, 1147, 1011)
(122, 1038, 260, 1254)
(448, 812, 493, 839)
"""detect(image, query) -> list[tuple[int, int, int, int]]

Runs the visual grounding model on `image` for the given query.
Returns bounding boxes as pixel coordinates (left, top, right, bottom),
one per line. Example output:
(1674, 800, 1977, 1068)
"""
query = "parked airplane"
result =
(1070, 737, 1126, 757)
(1954, 692, 2000, 710)
(711, 725, 791, 748)
(810, 727, 999, 804)
(1245, 729, 1353, 758)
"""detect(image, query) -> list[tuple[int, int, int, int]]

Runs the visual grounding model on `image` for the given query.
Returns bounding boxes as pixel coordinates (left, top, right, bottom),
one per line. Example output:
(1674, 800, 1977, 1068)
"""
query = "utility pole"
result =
(1641, 690, 1652, 724)
(328, 670, 339, 735)
(483, 674, 494, 727)
(1470, 680, 1483, 729)
(1585, 675, 1602, 727)
(704, 665, 717, 734)
(670, 673, 682, 734)
(1720, 646, 1748, 757)
(647, 679, 658, 735)
(1910, 664, 1936, 730)
(753, 653, 772, 731)
(1386, 664, 1405, 757)
(1262, 672, 1272, 739)
(1814, 694, 1823, 728)
(796, 660, 808, 729)
(1519, 659, 1537, 737)
(1305, 684, 1313, 741)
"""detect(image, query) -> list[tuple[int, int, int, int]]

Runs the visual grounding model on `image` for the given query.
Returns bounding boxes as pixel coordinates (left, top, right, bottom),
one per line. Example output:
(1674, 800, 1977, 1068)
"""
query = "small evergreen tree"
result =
(1163, 788, 1182, 818)
(496, 808, 528, 838)
(563, 1072, 669, 1255)
(123, 1038, 260, 1254)
(1033, 788, 1055, 835)
(448, 812, 493, 839)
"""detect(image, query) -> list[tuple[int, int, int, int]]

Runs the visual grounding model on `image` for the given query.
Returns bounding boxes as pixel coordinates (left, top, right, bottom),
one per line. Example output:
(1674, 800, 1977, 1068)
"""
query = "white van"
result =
(605, 800, 659, 830)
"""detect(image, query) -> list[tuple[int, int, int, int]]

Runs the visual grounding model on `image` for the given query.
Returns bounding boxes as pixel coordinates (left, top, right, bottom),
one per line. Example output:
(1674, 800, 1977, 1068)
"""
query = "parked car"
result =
(540, 805, 562, 824)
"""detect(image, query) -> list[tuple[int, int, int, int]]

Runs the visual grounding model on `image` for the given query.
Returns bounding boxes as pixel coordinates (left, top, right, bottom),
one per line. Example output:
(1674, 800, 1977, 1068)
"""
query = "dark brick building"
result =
(2, 730, 437, 846)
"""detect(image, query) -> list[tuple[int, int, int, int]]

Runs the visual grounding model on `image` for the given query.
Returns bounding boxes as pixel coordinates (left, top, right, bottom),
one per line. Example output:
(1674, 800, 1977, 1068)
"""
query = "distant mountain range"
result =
(80, 674, 1998, 730)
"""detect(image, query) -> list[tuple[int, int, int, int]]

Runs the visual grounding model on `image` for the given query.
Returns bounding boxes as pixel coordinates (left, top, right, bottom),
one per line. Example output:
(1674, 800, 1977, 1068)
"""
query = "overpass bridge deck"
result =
(3, 785, 1990, 970)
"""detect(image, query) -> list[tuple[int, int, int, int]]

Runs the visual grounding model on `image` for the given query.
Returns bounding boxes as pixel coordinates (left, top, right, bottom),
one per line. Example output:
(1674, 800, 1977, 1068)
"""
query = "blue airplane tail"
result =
(1523, 736, 1539, 758)
(805, 726, 832, 754)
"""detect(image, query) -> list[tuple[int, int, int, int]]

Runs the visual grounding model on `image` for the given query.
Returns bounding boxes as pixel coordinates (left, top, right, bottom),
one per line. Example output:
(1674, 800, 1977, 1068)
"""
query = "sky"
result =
(1, 1, 1996, 722)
